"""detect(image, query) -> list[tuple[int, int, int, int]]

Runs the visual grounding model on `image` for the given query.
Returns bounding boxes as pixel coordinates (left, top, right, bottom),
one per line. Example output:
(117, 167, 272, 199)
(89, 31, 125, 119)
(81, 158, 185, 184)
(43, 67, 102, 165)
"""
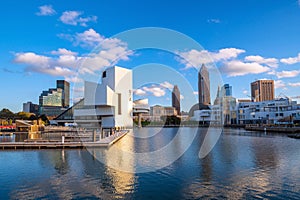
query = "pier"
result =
(0, 130, 128, 150)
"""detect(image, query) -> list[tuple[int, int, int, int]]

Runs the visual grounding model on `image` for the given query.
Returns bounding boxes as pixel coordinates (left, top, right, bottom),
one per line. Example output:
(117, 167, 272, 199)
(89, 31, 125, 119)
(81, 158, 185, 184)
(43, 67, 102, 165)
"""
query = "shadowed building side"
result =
(172, 85, 181, 115)
(198, 64, 211, 105)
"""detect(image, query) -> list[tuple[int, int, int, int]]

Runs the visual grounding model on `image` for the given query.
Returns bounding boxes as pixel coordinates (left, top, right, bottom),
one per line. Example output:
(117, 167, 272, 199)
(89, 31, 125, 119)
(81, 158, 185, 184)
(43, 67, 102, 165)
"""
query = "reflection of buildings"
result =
(74, 66, 133, 129)
(172, 85, 181, 115)
(198, 64, 210, 105)
(251, 80, 274, 102)
(39, 80, 70, 117)
(22, 101, 39, 115)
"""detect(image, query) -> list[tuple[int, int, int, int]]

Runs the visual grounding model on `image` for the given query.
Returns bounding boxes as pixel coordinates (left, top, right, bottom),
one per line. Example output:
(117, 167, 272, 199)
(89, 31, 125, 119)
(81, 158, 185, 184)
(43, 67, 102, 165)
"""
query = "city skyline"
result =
(1, 1, 300, 112)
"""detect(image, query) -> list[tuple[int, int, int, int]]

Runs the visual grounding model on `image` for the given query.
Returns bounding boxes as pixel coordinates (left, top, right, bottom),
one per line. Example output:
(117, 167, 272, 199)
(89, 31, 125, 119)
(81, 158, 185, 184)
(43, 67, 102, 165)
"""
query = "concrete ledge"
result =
(0, 130, 128, 150)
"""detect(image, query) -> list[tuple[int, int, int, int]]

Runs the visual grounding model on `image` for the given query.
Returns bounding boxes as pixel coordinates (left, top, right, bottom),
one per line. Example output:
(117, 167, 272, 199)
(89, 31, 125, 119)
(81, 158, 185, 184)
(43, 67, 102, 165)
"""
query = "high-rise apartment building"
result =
(172, 85, 181, 115)
(251, 80, 274, 102)
(221, 84, 232, 97)
(39, 80, 70, 117)
(57, 80, 70, 108)
(23, 101, 39, 115)
(198, 64, 210, 105)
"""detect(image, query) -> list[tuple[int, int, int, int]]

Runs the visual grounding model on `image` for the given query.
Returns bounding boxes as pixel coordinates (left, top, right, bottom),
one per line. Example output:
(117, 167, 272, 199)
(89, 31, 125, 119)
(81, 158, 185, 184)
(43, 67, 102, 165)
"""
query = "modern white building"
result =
(74, 66, 133, 129)
(191, 105, 222, 125)
(237, 98, 300, 124)
(133, 99, 150, 127)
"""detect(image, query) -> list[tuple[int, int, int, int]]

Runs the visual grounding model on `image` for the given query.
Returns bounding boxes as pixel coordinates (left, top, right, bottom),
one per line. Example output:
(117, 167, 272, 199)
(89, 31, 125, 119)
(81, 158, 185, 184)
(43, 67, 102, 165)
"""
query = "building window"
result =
(102, 71, 106, 78)
(118, 93, 122, 115)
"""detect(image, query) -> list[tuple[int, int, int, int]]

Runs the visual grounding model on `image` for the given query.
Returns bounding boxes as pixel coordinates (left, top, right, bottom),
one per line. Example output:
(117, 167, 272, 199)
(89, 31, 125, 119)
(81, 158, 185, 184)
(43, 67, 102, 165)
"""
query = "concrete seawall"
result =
(0, 130, 128, 150)
(245, 126, 300, 133)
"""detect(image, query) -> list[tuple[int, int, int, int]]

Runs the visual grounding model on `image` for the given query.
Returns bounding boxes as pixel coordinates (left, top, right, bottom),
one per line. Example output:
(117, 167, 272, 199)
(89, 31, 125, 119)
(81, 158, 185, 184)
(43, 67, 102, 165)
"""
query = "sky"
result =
(1, 0, 300, 112)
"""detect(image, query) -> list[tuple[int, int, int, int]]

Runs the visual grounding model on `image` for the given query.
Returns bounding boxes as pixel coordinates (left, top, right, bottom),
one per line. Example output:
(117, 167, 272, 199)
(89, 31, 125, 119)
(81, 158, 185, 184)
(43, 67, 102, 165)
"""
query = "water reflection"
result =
(0, 128, 299, 199)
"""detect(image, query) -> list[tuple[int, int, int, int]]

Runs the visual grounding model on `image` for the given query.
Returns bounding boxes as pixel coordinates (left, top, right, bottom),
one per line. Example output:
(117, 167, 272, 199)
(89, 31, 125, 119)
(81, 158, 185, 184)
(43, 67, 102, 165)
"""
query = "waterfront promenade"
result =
(0, 130, 128, 150)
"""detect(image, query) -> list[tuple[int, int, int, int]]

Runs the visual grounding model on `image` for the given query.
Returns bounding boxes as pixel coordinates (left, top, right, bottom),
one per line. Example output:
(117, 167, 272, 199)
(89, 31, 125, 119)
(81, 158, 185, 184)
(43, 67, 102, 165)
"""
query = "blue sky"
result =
(1, 0, 300, 112)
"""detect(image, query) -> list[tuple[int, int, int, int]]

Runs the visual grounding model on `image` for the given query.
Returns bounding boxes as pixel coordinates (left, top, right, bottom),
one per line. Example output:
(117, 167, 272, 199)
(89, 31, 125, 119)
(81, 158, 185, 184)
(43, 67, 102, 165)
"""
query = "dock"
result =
(0, 130, 128, 150)
(245, 126, 300, 133)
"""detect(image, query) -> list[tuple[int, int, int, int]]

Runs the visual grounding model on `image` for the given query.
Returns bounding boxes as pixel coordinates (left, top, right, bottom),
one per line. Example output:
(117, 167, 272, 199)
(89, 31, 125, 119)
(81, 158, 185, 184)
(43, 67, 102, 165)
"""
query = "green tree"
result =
(0, 108, 15, 119)
(38, 114, 49, 125)
(16, 111, 33, 120)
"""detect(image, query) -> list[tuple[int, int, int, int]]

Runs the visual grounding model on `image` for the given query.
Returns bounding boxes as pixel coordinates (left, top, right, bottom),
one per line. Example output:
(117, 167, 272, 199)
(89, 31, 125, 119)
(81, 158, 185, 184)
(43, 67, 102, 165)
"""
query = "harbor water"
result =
(0, 128, 299, 199)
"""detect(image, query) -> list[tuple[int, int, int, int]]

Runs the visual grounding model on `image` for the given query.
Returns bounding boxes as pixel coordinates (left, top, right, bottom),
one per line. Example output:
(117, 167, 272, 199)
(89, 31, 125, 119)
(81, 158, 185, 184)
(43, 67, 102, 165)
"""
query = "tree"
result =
(38, 114, 49, 125)
(29, 114, 38, 120)
(15, 111, 33, 120)
(0, 108, 15, 119)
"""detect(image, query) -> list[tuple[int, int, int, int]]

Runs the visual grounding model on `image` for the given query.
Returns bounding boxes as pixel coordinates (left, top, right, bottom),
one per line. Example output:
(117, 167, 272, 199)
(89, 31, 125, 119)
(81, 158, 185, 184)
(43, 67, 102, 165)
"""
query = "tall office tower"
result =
(56, 80, 70, 108)
(251, 80, 274, 102)
(221, 84, 232, 97)
(172, 85, 181, 115)
(198, 64, 211, 105)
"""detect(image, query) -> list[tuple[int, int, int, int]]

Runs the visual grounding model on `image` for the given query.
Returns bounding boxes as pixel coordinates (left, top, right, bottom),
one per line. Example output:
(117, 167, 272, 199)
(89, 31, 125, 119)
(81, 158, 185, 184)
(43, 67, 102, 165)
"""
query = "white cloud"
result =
(207, 19, 221, 23)
(14, 52, 49, 67)
(160, 81, 174, 89)
(220, 60, 270, 77)
(133, 82, 176, 97)
(14, 29, 133, 83)
(242, 90, 248, 94)
(280, 53, 300, 65)
(276, 70, 300, 78)
(74, 28, 103, 47)
(193, 91, 198, 95)
(143, 86, 166, 97)
(178, 48, 245, 69)
(36, 5, 56, 16)
(134, 89, 147, 96)
(180, 94, 184, 100)
(51, 48, 77, 56)
(66, 77, 83, 84)
(274, 80, 286, 89)
(60, 11, 97, 26)
(288, 82, 300, 87)
(245, 55, 278, 68)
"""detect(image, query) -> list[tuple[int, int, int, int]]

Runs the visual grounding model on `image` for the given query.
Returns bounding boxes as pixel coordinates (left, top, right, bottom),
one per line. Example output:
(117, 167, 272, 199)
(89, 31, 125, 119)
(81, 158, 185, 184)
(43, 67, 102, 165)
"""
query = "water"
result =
(0, 128, 300, 199)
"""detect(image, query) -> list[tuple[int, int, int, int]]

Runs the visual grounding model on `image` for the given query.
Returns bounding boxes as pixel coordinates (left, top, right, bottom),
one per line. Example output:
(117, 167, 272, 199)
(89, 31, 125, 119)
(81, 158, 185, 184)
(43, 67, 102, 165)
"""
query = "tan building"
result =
(251, 80, 274, 102)
(198, 64, 211, 105)
(150, 105, 177, 121)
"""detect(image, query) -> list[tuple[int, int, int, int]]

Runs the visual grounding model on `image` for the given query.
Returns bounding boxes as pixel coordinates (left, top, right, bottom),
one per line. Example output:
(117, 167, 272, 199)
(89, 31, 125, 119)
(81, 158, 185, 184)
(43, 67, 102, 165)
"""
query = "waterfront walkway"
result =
(0, 130, 128, 150)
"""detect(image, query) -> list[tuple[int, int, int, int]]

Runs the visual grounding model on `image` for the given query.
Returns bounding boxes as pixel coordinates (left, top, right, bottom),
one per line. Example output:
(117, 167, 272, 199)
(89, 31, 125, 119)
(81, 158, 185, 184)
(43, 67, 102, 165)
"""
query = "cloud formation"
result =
(288, 82, 300, 87)
(275, 70, 300, 78)
(178, 48, 245, 69)
(36, 5, 56, 16)
(207, 19, 221, 23)
(13, 29, 133, 82)
(244, 55, 278, 68)
(274, 80, 286, 89)
(134, 81, 175, 97)
(60, 11, 97, 26)
(280, 53, 300, 65)
(220, 60, 270, 77)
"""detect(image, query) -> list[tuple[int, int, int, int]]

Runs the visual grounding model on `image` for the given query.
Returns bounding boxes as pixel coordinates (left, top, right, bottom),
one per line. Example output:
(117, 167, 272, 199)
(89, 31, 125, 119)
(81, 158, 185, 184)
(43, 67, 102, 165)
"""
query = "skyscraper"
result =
(251, 80, 274, 102)
(39, 80, 70, 117)
(198, 64, 210, 105)
(172, 85, 181, 115)
(221, 84, 232, 97)
(56, 80, 70, 108)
